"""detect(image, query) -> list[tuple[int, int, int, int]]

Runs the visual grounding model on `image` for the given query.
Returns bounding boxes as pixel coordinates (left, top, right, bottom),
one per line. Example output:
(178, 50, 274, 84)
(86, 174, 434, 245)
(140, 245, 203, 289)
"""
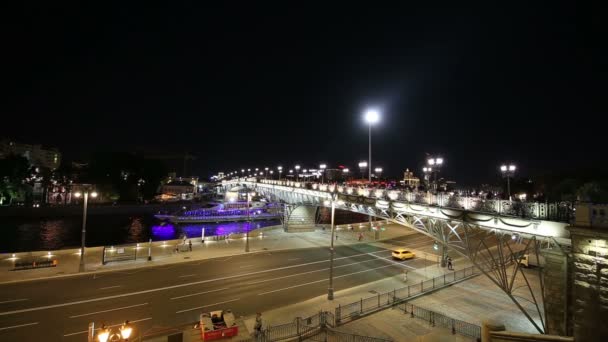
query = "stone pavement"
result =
(0, 222, 409, 284)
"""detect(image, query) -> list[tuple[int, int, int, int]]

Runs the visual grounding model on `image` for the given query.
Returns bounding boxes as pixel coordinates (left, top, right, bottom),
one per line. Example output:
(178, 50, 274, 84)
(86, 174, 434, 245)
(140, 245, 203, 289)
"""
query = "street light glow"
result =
(364, 109, 380, 124)
(374, 167, 383, 173)
(320, 164, 327, 169)
(358, 161, 368, 168)
(295, 165, 301, 170)
(74, 192, 82, 198)
(427, 159, 435, 166)
(90, 191, 98, 198)
(343, 168, 349, 173)
(509, 164, 516, 171)
(277, 166, 283, 171)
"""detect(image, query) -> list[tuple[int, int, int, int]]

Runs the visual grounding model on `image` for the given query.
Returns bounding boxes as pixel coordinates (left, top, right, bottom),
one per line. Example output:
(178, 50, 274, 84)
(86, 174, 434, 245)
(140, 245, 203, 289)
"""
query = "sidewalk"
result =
(0, 222, 411, 284)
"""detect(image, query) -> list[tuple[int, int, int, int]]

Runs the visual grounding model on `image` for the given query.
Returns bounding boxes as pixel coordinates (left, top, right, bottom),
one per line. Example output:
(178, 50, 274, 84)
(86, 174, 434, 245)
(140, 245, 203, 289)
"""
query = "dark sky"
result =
(2, 3, 595, 185)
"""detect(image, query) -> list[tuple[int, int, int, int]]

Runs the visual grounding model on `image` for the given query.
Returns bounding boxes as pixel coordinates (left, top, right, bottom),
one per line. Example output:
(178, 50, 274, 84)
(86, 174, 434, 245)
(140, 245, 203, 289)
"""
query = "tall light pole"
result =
(500, 163, 516, 202)
(245, 191, 254, 252)
(320, 164, 327, 183)
(422, 167, 433, 190)
(327, 198, 336, 300)
(374, 167, 383, 180)
(74, 187, 97, 272)
(295, 165, 301, 181)
(364, 109, 380, 239)
(342, 168, 349, 181)
(427, 157, 444, 191)
(277, 166, 283, 180)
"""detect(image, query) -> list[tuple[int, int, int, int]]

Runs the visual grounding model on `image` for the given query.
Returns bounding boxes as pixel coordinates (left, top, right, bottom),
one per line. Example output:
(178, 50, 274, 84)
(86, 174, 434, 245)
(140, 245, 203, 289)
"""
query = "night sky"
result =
(3, 3, 595, 185)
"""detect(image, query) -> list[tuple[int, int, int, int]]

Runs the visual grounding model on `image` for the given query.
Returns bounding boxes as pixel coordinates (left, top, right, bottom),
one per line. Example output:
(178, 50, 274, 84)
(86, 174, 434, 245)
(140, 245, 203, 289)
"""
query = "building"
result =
(157, 173, 199, 201)
(0, 139, 61, 170)
(401, 169, 420, 188)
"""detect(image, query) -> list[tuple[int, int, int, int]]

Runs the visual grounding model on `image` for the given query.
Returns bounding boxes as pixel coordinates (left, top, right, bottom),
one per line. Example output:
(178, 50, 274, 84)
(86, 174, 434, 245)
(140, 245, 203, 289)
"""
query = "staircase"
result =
(286, 206, 318, 232)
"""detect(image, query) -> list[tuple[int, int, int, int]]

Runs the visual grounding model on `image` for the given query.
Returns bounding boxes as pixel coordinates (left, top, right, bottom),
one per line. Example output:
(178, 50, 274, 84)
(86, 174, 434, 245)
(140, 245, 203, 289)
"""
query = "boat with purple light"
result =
(154, 201, 282, 224)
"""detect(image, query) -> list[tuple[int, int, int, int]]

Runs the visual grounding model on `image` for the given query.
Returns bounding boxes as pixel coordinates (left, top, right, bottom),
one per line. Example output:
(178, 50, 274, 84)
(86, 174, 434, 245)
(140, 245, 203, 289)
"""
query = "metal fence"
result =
(336, 266, 479, 324)
(102, 244, 138, 264)
(399, 303, 481, 341)
(310, 328, 393, 342)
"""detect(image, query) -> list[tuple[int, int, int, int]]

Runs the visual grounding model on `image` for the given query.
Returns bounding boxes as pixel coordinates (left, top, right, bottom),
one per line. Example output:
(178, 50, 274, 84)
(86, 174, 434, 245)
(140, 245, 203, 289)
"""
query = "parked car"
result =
(392, 249, 416, 260)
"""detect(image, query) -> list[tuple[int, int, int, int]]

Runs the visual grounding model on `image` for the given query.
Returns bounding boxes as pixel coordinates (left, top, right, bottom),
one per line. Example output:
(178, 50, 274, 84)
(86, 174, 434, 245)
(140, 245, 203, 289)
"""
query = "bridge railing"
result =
(244, 180, 573, 222)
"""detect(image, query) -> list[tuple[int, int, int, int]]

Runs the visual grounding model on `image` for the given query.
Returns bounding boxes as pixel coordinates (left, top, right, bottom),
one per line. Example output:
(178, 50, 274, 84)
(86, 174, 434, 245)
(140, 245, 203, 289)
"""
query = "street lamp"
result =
(295, 165, 301, 181)
(374, 167, 383, 180)
(426, 157, 444, 191)
(500, 163, 517, 201)
(327, 195, 337, 300)
(74, 187, 97, 272)
(245, 191, 255, 253)
(319, 164, 327, 183)
(364, 109, 380, 240)
(358, 161, 368, 180)
(277, 166, 283, 180)
(269, 170, 274, 179)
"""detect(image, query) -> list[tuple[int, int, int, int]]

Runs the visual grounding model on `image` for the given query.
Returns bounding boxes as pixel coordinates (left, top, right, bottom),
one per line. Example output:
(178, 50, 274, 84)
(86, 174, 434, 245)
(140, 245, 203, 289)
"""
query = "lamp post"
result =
(319, 164, 327, 183)
(358, 161, 368, 180)
(269, 170, 274, 180)
(342, 168, 349, 181)
(89, 320, 133, 342)
(500, 163, 516, 202)
(295, 165, 301, 181)
(426, 157, 444, 192)
(277, 166, 283, 180)
(364, 109, 380, 239)
(374, 167, 383, 180)
(327, 197, 336, 300)
(245, 191, 254, 252)
(74, 187, 97, 272)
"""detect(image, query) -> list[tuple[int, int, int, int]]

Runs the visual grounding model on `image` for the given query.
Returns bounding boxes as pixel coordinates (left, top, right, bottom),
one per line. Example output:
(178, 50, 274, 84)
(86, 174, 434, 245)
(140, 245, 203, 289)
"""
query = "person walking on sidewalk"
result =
(188, 239, 192, 252)
(447, 256, 453, 270)
(253, 312, 263, 338)
(358, 232, 363, 241)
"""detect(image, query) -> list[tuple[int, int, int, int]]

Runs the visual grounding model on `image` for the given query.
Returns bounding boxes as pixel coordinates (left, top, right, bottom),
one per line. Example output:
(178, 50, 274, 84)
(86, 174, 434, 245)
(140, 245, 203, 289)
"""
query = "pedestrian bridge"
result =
(221, 179, 574, 334)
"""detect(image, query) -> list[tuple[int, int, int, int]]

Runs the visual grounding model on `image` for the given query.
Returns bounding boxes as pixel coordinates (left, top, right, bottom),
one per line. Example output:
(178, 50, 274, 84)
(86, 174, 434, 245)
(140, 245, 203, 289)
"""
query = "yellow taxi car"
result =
(392, 249, 416, 260)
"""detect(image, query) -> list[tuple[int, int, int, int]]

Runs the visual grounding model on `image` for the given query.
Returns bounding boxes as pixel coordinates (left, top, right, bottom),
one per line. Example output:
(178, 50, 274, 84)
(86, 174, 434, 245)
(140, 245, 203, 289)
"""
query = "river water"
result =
(0, 206, 370, 253)
(0, 215, 281, 253)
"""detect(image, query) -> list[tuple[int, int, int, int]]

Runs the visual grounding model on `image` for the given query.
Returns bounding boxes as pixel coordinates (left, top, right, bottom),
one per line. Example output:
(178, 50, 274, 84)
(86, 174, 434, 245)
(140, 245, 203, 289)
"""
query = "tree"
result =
(0, 154, 31, 204)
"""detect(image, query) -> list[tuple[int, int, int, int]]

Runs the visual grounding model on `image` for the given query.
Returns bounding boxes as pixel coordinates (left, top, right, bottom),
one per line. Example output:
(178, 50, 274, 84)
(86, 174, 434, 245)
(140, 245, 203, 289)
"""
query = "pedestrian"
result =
(175, 245, 179, 253)
(188, 239, 192, 252)
(447, 256, 453, 270)
(358, 233, 363, 241)
(335, 234, 338, 241)
(253, 312, 263, 338)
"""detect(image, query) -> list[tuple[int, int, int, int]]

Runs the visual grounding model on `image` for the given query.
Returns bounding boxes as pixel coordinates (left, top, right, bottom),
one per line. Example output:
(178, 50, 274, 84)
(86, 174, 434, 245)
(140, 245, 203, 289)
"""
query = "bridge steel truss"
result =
(230, 181, 571, 334)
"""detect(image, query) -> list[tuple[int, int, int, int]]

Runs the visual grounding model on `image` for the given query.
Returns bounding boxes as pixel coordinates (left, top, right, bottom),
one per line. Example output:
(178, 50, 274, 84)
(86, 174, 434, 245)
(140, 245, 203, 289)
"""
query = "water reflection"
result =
(151, 220, 280, 241)
(40, 220, 70, 250)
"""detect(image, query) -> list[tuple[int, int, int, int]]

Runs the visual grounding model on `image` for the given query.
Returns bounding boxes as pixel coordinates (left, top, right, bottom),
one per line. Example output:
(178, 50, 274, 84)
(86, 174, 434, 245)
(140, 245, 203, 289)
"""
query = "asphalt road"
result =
(0, 233, 437, 341)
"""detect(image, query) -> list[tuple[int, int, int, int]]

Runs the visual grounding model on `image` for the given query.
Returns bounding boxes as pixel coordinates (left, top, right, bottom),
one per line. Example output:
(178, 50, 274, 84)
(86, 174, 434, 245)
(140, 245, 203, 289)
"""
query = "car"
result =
(392, 249, 415, 260)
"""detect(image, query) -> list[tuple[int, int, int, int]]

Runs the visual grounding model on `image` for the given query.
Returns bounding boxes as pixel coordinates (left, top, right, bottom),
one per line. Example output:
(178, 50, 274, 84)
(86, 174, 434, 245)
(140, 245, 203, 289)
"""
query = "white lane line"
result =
(179, 274, 196, 278)
(69, 303, 148, 318)
(171, 287, 229, 300)
(63, 317, 152, 337)
(0, 299, 28, 304)
(239, 265, 254, 268)
(245, 258, 393, 285)
(99, 285, 122, 290)
(258, 264, 395, 296)
(287, 258, 301, 261)
(176, 298, 240, 314)
(0, 322, 38, 331)
(0, 250, 390, 317)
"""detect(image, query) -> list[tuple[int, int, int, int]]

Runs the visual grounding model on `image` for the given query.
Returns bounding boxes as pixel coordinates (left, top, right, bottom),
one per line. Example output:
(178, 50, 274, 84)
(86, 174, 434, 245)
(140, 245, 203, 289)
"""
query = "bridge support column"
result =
(542, 248, 570, 336)
(440, 244, 448, 268)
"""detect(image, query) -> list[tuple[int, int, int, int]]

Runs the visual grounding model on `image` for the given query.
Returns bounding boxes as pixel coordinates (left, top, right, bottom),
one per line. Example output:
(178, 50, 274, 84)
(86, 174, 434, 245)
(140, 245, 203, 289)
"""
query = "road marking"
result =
(179, 274, 196, 278)
(69, 303, 148, 318)
(245, 258, 392, 285)
(0, 298, 28, 304)
(99, 285, 122, 290)
(257, 264, 395, 296)
(0, 250, 389, 317)
(239, 265, 254, 268)
(0, 322, 38, 331)
(176, 298, 240, 314)
(287, 258, 301, 261)
(63, 317, 152, 337)
(171, 287, 229, 300)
